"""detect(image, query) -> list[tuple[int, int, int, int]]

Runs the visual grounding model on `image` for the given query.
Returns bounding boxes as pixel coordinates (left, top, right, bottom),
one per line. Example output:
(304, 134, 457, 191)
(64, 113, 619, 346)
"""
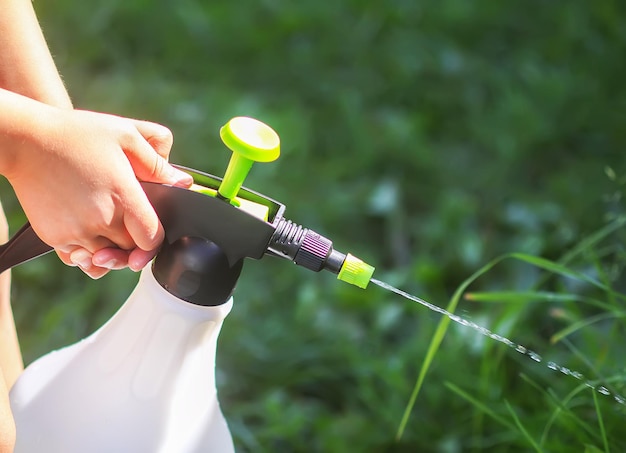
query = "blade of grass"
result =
(504, 400, 543, 453)
(587, 248, 626, 382)
(395, 255, 506, 440)
(474, 330, 510, 450)
(509, 253, 619, 297)
(466, 291, 581, 303)
(465, 291, 617, 313)
(471, 252, 625, 302)
(592, 391, 610, 453)
(558, 337, 625, 410)
(444, 382, 515, 430)
(559, 216, 626, 266)
(589, 248, 618, 307)
(517, 373, 600, 446)
(551, 312, 625, 344)
(540, 378, 624, 446)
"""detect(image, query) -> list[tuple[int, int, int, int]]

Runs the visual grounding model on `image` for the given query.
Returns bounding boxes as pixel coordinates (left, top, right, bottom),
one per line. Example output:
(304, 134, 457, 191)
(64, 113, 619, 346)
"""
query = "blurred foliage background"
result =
(2, 0, 626, 451)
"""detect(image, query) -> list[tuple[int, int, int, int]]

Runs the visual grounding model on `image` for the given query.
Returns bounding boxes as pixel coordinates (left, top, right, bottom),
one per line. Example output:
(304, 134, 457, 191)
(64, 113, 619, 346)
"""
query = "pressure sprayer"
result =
(0, 117, 374, 452)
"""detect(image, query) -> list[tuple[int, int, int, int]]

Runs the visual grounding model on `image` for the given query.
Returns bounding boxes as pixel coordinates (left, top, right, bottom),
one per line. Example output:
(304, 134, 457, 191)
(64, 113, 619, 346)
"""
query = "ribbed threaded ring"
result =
(293, 231, 332, 272)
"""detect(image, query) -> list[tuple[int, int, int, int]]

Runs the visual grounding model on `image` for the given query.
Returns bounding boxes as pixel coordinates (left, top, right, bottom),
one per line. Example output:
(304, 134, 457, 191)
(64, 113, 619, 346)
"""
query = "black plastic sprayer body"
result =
(0, 117, 374, 305)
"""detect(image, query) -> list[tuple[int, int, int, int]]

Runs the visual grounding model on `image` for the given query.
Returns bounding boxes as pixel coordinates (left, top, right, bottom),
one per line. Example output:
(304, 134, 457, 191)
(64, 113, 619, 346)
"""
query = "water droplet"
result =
(516, 345, 527, 354)
(449, 314, 463, 324)
(477, 326, 490, 336)
(502, 339, 516, 348)
(547, 361, 558, 371)
(571, 371, 584, 380)
(598, 386, 611, 395)
(528, 352, 542, 363)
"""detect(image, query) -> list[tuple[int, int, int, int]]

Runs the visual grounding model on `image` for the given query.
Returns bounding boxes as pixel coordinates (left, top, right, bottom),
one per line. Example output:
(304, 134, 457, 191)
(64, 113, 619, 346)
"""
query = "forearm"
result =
(0, 0, 72, 108)
(0, 197, 18, 452)
(0, 209, 20, 386)
(0, 269, 22, 388)
(0, 92, 41, 385)
(0, 88, 55, 178)
(0, 1, 66, 390)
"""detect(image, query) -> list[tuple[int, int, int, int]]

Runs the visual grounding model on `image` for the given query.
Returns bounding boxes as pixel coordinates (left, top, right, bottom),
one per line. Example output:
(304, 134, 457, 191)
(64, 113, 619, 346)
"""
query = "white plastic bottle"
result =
(10, 266, 235, 453)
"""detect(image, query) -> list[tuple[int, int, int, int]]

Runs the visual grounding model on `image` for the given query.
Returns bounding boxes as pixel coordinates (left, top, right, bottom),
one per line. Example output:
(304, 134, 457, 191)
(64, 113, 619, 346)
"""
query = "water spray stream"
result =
(370, 278, 626, 406)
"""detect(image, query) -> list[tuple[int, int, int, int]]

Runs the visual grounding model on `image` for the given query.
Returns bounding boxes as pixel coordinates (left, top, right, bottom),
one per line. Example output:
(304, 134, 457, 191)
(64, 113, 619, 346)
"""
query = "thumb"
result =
(124, 122, 193, 187)
(132, 119, 173, 159)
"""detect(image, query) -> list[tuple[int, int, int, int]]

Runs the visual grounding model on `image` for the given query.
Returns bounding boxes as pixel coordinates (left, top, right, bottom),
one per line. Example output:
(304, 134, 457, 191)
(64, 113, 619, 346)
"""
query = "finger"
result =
(70, 248, 116, 279)
(60, 246, 124, 277)
(55, 233, 122, 254)
(92, 230, 135, 253)
(83, 267, 111, 280)
(130, 120, 173, 159)
(92, 248, 130, 270)
(54, 234, 131, 274)
(56, 247, 79, 266)
(128, 141, 192, 188)
(128, 247, 158, 272)
(69, 248, 94, 270)
(122, 184, 164, 253)
(124, 124, 192, 188)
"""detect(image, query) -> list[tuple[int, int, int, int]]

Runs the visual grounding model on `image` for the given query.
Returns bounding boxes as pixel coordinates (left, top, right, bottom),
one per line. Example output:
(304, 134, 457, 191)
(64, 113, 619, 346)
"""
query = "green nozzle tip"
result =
(337, 253, 375, 289)
(218, 117, 280, 200)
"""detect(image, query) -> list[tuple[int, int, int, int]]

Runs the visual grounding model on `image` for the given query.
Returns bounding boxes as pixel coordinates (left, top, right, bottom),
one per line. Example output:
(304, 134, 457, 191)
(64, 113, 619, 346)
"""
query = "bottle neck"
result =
(94, 267, 234, 391)
(152, 236, 244, 306)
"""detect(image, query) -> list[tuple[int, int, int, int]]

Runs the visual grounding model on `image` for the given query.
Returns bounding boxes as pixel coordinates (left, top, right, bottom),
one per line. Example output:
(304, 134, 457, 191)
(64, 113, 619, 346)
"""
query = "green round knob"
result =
(218, 117, 280, 200)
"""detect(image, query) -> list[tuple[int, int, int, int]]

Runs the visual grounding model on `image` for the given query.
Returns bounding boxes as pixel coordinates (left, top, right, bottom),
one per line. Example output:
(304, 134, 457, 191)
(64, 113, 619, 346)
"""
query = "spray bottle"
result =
(1, 117, 375, 452)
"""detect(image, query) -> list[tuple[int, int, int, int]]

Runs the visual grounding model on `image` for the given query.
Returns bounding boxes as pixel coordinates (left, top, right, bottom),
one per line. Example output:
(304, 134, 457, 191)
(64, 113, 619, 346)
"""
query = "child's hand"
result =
(3, 107, 193, 279)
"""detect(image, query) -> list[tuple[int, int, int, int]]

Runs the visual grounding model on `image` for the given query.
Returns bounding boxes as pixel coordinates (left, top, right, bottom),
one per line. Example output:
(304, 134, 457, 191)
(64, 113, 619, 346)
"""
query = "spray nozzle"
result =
(337, 254, 376, 289)
(266, 219, 375, 288)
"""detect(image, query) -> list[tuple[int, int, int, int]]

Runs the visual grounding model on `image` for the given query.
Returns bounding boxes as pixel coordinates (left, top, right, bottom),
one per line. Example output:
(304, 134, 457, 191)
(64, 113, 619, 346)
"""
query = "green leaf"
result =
(505, 401, 543, 453)
(445, 382, 515, 430)
(592, 391, 610, 453)
(395, 255, 505, 440)
(551, 312, 626, 344)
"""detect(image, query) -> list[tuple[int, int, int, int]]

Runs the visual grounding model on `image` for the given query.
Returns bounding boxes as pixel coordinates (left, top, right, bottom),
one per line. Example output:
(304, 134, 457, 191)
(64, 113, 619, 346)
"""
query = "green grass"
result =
(390, 218, 626, 451)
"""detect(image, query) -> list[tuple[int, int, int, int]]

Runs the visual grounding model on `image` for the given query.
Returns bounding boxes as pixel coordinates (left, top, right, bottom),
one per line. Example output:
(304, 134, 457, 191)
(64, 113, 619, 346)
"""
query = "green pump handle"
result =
(218, 116, 280, 201)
